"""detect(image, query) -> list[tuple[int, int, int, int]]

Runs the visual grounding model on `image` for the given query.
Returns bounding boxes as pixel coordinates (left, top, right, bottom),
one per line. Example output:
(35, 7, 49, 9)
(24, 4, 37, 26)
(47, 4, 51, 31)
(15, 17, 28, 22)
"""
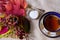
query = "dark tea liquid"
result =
(43, 15, 60, 32)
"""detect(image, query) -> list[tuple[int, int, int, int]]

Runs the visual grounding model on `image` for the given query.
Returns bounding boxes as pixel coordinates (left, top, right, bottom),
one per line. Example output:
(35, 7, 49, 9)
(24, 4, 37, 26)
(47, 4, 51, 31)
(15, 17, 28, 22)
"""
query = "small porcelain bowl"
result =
(39, 11, 60, 38)
(27, 8, 44, 20)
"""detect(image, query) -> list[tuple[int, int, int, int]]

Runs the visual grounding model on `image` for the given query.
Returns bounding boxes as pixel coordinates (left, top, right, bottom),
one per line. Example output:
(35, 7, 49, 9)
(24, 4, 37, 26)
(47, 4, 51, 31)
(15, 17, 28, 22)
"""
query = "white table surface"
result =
(26, 0, 60, 40)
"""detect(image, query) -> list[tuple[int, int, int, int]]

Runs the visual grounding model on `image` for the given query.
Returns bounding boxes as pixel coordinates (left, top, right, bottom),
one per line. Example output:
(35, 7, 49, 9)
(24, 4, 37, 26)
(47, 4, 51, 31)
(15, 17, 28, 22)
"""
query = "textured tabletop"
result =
(26, 0, 60, 40)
